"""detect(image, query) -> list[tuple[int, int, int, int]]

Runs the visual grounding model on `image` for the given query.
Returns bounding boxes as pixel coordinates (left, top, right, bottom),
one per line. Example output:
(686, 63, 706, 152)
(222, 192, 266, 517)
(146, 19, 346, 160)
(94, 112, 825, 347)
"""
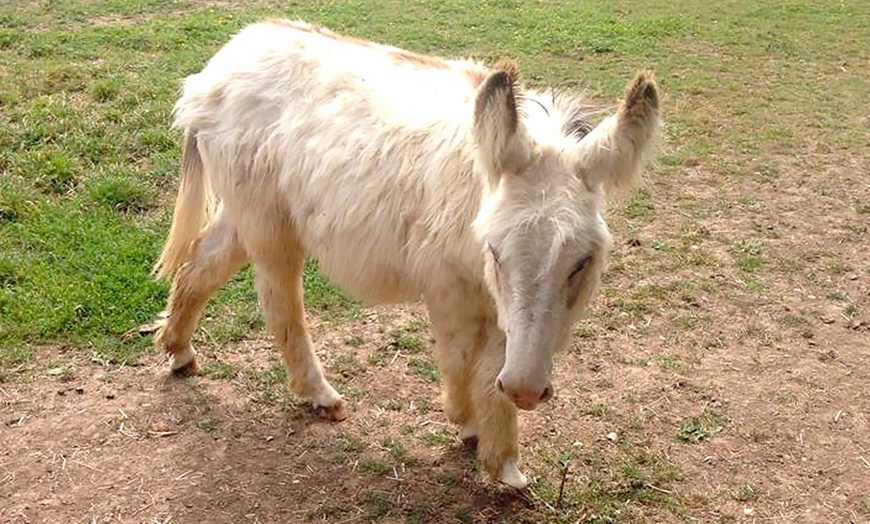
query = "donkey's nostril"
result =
(540, 386, 553, 402)
(496, 378, 505, 393)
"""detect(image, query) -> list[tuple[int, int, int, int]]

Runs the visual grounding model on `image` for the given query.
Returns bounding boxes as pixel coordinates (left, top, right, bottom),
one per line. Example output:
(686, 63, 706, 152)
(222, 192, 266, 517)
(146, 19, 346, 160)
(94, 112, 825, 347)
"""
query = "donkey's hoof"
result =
(316, 401, 348, 422)
(460, 420, 479, 449)
(169, 346, 198, 377)
(499, 458, 529, 489)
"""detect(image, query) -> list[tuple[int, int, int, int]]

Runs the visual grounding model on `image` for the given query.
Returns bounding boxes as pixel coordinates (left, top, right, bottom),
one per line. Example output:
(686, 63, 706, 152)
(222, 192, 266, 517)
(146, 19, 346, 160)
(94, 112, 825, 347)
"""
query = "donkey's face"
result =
(472, 64, 661, 410)
(478, 179, 610, 410)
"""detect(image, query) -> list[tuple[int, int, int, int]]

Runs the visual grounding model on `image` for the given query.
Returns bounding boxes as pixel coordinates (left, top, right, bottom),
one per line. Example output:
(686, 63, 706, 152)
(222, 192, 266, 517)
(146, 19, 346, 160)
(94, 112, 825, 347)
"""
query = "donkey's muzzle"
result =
(496, 373, 553, 411)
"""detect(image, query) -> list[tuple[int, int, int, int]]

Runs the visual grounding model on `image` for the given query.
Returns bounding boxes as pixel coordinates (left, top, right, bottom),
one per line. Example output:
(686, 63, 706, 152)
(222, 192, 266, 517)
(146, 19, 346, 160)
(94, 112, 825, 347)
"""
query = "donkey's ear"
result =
(572, 70, 661, 197)
(473, 62, 530, 177)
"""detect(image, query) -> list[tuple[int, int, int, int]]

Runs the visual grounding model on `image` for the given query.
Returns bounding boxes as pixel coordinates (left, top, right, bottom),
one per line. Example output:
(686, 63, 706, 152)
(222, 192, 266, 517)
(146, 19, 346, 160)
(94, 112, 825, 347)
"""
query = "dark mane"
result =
(552, 91, 600, 140)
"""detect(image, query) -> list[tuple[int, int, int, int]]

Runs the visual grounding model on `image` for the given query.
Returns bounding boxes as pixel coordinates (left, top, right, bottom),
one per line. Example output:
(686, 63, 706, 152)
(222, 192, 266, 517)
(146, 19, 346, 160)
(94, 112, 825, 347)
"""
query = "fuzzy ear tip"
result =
(488, 70, 513, 90)
(493, 59, 521, 85)
(626, 70, 659, 109)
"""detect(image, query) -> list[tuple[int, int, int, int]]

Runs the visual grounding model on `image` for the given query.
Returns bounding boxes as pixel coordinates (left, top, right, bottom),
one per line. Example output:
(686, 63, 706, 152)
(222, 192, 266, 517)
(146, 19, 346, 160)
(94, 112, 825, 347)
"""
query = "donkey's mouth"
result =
(512, 397, 542, 411)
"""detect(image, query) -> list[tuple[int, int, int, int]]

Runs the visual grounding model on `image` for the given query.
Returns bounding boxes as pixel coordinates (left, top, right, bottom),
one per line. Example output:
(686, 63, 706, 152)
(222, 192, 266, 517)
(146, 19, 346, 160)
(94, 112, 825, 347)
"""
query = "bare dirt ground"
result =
(3, 252, 869, 524)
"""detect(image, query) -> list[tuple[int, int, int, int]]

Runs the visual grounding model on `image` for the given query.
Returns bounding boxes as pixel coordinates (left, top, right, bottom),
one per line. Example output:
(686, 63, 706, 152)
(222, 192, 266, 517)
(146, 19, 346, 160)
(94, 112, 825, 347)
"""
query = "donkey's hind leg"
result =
(242, 218, 345, 421)
(155, 209, 248, 375)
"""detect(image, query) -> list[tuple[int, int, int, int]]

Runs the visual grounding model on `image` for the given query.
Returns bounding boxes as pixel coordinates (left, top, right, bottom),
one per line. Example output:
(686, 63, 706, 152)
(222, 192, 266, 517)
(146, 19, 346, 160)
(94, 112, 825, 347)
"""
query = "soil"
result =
(2, 279, 868, 524)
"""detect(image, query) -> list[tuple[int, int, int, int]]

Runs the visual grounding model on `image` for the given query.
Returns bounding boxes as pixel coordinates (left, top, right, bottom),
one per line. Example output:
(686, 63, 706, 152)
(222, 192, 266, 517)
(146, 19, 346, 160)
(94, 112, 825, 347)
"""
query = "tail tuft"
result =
(153, 131, 212, 279)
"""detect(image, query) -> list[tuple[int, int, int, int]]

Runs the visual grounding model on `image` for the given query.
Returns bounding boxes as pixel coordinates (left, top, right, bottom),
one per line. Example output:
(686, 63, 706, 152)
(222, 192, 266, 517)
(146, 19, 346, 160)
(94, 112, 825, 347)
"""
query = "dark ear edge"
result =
(473, 61, 533, 179)
(619, 70, 659, 122)
(474, 69, 518, 135)
(494, 59, 521, 84)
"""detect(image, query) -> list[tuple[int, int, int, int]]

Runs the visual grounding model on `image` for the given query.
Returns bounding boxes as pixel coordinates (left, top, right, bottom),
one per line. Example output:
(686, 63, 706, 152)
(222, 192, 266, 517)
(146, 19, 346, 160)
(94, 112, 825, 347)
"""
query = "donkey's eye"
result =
(569, 256, 591, 280)
(488, 243, 501, 266)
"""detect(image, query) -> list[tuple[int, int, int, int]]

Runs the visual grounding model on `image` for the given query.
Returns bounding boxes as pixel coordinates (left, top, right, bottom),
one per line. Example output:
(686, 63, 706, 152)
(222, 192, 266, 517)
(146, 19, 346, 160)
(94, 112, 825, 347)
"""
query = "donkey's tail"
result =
(153, 131, 214, 280)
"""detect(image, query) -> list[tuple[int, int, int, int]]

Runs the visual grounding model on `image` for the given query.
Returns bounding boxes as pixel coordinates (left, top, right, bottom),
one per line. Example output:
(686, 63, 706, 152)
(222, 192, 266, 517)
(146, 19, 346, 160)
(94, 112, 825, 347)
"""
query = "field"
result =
(1, 1, 868, 522)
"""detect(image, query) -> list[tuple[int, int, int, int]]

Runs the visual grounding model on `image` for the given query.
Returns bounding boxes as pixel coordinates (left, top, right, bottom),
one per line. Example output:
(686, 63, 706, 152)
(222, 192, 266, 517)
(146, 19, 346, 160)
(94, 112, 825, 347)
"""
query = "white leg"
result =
(499, 457, 529, 489)
(155, 210, 248, 375)
(244, 217, 345, 421)
(426, 285, 525, 485)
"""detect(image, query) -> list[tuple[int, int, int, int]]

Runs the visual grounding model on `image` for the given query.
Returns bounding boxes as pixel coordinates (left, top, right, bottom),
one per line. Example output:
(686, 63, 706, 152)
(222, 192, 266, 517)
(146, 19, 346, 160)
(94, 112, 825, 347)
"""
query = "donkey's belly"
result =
(282, 165, 426, 305)
(308, 241, 420, 305)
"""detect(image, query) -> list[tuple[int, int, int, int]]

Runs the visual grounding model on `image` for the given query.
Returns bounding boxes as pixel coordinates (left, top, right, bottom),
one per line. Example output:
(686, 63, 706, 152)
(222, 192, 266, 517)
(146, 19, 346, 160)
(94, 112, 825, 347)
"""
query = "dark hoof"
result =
(171, 359, 199, 377)
(316, 402, 348, 422)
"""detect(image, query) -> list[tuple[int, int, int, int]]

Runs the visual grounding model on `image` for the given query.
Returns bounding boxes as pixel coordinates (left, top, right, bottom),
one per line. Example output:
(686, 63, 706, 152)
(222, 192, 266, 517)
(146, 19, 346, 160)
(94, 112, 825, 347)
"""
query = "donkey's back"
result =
(165, 20, 490, 303)
(176, 20, 486, 133)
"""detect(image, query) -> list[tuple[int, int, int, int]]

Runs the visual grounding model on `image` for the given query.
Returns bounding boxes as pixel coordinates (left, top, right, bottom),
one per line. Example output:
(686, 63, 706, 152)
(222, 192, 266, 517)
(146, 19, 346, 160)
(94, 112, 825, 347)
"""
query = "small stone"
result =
(744, 507, 754, 516)
(606, 432, 618, 442)
(105, 394, 115, 400)
(75, 387, 84, 394)
(847, 273, 858, 281)
(46, 367, 66, 376)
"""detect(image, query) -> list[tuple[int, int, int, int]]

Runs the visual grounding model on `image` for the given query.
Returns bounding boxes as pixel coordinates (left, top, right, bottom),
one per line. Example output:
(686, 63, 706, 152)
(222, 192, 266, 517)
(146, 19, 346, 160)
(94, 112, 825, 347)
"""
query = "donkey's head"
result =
(472, 64, 661, 410)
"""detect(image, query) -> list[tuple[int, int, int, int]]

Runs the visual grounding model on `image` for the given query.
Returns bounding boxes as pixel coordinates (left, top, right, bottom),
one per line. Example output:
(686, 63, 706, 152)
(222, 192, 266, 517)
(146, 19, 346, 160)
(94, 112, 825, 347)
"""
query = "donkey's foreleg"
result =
(156, 211, 248, 375)
(425, 291, 485, 444)
(432, 331, 478, 443)
(245, 226, 345, 421)
(470, 332, 527, 489)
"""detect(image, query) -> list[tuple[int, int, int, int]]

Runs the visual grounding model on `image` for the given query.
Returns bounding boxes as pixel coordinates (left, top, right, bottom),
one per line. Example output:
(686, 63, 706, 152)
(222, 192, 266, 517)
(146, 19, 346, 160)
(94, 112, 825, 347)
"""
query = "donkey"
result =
(152, 19, 661, 488)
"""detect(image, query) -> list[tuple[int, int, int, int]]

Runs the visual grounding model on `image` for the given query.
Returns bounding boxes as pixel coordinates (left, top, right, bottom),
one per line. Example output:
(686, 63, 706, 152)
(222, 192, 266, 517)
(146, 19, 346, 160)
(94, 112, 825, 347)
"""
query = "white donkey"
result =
(153, 19, 661, 488)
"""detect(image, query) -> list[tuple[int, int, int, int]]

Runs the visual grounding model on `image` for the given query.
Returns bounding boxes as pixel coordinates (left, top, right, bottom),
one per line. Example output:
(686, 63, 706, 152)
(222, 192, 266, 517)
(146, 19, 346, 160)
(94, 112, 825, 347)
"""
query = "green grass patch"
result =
(579, 403, 613, 418)
(677, 408, 730, 443)
(201, 360, 238, 380)
(359, 457, 391, 475)
(360, 491, 391, 520)
(0, 200, 165, 363)
(529, 446, 684, 522)
(408, 357, 440, 383)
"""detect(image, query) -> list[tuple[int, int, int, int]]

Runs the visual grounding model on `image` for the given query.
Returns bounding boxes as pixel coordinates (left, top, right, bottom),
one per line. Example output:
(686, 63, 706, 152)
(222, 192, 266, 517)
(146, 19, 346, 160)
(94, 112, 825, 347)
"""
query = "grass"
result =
(579, 403, 613, 418)
(1, 0, 864, 351)
(0, 0, 696, 364)
(677, 409, 730, 443)
(526, 445, 684, 522)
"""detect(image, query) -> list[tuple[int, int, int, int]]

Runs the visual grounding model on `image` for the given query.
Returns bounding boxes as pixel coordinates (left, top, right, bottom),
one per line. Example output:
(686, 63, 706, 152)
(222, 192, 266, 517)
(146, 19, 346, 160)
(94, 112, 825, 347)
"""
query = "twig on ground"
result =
(131, 501, 156, 517)
(72, 459, 104, 473)
(646, 483, 673, 495)
(148, 430, 178, 438)
(174, 470, 195, 481)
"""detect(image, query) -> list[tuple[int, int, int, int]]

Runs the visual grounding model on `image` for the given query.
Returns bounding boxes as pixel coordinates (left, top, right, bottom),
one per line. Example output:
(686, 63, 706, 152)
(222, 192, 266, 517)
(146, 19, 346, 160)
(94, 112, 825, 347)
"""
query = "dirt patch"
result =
(3, 288, 869, 523)
(2, 308, 525, 523)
